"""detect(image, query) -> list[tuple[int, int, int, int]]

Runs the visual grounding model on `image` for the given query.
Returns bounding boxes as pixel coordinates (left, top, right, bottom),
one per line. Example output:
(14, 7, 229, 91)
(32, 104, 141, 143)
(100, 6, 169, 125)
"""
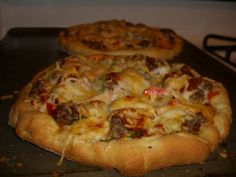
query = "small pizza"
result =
(58, 20, 183, 60)
(9, 54, 231, 176)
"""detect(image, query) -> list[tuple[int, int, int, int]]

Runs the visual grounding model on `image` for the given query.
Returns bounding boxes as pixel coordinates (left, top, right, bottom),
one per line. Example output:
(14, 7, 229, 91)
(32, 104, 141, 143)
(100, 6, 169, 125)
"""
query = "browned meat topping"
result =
(182, 112, 206, 132)
(103, 72, 120, 90)
(80, 39, 106, 50)
(146, 57, 157, 71)
(109, 109, 149, 139)
(53, 102, 81, 126)
(146, 57, 163, 71)
(110, 115, 128, 139)
(189, 89, 205, 103)
(187, 77, 203, 91)
(110, 114, 148, 139)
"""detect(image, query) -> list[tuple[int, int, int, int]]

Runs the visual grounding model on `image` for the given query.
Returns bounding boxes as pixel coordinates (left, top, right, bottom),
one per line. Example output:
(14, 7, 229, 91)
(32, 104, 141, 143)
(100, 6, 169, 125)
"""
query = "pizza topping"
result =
(24, 55, 222, 140)
(80, 39, 106, 50)
(146, 57, 160, 71)
(186, 76, 212, 93)
(189, 89, 205, 103)
(178, 77, 216, 104)
(109, 108, 151, 139)
(110, 115, 148, 139)
(145, 57, 171, 83)
(103, 72, 120, 90)
(143, 87, 166, 97)
(53, 102, 86, 126)
(182, 112, 206, 132)
(110, 115, 128, 139)
(162, 118, 182, 134)
(46, 103, 56, 115)
(187, 77, 203, 91)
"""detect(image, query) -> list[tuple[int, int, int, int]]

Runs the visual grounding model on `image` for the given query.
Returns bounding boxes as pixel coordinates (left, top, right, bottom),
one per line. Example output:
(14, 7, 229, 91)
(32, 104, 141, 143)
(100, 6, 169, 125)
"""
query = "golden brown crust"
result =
(9, 90, 229, 176)
(67, 134, 210, 176)
(183, 82, 232, 151)
(58, 20, 183, 60)
(9, 99, 210, 176)
(210, 83, 232, 140)
(9, 101, 66, 154)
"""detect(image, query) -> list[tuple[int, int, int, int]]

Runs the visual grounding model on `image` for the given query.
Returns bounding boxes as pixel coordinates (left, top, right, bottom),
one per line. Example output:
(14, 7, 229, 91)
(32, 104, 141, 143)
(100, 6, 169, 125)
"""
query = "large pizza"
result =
(9, 54, 231, 176)
(58, 19, 183, 60)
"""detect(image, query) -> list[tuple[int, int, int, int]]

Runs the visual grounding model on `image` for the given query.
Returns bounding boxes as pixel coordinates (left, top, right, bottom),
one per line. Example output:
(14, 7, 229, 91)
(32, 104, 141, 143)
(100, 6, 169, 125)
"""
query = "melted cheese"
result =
(118, 69, 150, 95)
(70, 101, 109, 141)
(27, 55, 217, 141)
(109, 96, 156, 116)
(164, 74, 189, 92)
(52, 77, 96, 103)
(70, 119, 110, 141)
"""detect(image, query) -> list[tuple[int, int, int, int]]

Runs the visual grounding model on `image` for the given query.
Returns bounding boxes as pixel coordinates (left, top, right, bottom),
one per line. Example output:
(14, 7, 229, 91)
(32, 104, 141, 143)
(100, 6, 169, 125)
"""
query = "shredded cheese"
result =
(25, 55, 216, 141)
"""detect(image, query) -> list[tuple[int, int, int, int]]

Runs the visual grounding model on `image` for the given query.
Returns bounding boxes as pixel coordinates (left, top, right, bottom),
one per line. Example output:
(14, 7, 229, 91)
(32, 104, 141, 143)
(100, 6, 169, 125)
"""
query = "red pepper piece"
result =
(143, 87, 166, 96)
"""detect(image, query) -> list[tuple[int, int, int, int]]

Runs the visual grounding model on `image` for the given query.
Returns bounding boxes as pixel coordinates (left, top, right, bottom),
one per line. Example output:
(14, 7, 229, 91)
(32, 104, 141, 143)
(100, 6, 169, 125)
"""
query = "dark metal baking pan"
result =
(0, 28, 235, 177)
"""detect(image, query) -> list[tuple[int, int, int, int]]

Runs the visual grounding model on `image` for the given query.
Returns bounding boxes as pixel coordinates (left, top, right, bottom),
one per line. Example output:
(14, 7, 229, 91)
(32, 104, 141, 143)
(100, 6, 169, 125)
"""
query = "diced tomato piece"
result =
(46, 103, 56, 115)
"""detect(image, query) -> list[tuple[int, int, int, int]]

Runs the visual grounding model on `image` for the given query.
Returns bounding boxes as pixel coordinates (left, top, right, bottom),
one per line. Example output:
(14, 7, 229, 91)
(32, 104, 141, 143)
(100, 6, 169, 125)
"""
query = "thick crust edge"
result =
(9, 99, 212, 176)
(210, 82, 232, 140)
(57, 29, 183, 60)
